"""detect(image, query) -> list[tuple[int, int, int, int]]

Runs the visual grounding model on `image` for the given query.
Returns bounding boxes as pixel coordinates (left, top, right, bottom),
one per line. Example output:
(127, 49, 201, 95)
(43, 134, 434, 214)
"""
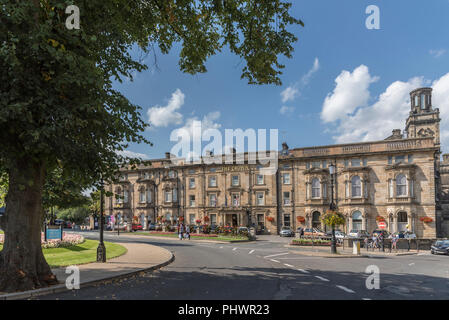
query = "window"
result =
(421, 94, 426, 109)
(395, 155, 405, 164)
(123, 190, 128, 203)
(210, 167, 216, 173)
(388, 156, 393, 165)
(351, 159, 361, 167)
(389, 179, 394, 198)
(256, 192, 264, 206)
(210, 214, 217, 226)
(306, 162, 310, 169)
(232, 193, 240, 206)
(311, 161, 321, 168)
(363, 158, 367, 167)
(189, 195, 196, 207)
(283, 164, 290, 169)
(189, 178, 195, 188)
(415, 95, 419, 107)
(283, 173, 291, 184)
(396, 174, 407, 197)
(165, 190, 172, 202)
(352, 211, 363, 231)
(168, 170, 175, 178)
(173, 188, 178, 202)
(283, 192, 291, 205)
(209, 176, 217, 187)
(351, 176, 362, 197)
(189, 214, 195, 225)
(209, 194, 217, 207)
(256, 174, 264, 185)
(284, 214, 291, 227)
(189, 169, 195, 174)
(116, 189, 123, 203)
(322, 160, 327, 168)
(344, 159, 349, 167)
(119, 174, 127, 181)
(146, 189, 152, 203)
(408, 154, 413, 163)
(311, 178, 320, 198)
(139, 190, 146, 203)
(231, 175, 239, 186)
(143, 172, 150, 179)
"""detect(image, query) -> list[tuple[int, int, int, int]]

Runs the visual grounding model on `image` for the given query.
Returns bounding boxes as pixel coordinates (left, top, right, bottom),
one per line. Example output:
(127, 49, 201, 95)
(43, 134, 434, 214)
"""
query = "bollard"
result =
(353, 240, 360, 255)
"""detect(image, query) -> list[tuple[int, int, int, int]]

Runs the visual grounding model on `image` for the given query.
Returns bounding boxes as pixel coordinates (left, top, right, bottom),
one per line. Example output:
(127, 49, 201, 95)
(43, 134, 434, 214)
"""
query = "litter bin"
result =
(353, 240, 360, 255)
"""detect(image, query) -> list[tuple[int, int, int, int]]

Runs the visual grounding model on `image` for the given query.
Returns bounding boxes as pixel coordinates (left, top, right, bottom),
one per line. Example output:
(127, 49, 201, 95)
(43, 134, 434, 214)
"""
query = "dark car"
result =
(431, 240, 449, 255)
(372, 229, 390, 238)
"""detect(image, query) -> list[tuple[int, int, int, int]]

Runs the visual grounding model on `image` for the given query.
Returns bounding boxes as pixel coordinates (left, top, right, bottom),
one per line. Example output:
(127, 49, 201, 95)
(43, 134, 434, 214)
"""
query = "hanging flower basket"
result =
(297, 216, 305, 223)
(266, 216, 275, 222)
(376, 216, 386, 222)
(420, 217, 433, 223)
(195, 219, 202, 224)
(179, 216, 184, 221)
(204, 216, 210, 222)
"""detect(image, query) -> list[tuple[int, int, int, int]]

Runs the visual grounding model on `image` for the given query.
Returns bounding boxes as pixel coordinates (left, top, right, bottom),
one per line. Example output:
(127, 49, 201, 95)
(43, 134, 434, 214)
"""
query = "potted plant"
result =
(321, 210, 346, 254)
(376, 216, 385, 222)
(266, 216, 275, 223)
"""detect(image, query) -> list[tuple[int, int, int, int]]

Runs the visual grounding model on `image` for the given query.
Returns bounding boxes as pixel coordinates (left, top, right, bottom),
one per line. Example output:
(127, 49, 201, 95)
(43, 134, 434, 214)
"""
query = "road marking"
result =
(297, 269, 309, 274)
(409, 263, 415, 266)
(249, 250, 255, 254)
(232, 248, 237, 251)
(219, 246, 223, 249)
(336, 285, 355, 293)
(315, 276, 329, 282)
(362, 298, 371, 300)
(264, 252, 289, 259)
(270, 259, 280, 263)
(284, 263, 294, 268)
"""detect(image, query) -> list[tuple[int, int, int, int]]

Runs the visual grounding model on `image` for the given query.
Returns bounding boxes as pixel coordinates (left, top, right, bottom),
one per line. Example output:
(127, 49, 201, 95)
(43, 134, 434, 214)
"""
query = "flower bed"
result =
(291, 239, 341, 247)
(148, 231, 218, 237)
(0, 232, 84, 249)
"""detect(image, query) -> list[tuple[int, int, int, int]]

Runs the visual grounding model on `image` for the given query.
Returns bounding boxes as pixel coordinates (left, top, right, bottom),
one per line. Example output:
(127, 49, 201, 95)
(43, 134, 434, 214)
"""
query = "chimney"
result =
(392, 129, 402, 139)
(165, 152, 170, 159)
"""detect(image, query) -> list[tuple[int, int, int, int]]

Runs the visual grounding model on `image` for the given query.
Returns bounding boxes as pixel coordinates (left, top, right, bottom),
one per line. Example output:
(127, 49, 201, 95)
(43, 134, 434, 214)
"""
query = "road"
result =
(38, 231, 449, 300)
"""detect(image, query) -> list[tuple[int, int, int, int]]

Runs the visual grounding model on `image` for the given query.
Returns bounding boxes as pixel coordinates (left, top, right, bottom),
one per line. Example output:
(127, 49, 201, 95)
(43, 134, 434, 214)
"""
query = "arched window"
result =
(352, 211, 363, 231)
(351, 176, 361, 197)
(116, 187, 123, 203)
(311, 178, 320, 198)
(396, 174, 407, 196)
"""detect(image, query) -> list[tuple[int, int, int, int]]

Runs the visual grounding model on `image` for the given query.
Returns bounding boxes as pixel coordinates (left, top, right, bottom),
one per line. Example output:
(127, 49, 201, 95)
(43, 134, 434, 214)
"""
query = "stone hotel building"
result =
(105, 88, 449, 238)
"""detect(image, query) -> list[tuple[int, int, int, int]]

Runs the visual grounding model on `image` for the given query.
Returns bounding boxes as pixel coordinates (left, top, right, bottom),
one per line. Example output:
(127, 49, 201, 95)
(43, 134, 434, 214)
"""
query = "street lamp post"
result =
(97, 179, 106, 262)
(329, 164, 337, 254)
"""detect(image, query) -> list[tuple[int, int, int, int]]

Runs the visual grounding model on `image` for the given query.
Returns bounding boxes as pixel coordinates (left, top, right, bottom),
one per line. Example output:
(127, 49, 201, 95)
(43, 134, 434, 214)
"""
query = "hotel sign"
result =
(222, 165, 250, 172)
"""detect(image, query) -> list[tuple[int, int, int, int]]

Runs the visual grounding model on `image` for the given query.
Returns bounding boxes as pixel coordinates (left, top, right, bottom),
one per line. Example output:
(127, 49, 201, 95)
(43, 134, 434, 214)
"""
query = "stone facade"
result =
(105, 88, 449, 238)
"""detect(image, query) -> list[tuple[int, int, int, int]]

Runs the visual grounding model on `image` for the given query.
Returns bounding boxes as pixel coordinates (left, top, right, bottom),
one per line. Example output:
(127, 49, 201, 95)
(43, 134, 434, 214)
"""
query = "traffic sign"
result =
(378, 221, 387, 229)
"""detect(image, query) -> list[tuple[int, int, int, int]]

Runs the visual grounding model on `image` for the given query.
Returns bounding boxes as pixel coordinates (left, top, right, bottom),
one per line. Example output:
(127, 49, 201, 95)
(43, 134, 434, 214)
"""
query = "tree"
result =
(56, 206, 90, 225)
(0, 0, 303, 292)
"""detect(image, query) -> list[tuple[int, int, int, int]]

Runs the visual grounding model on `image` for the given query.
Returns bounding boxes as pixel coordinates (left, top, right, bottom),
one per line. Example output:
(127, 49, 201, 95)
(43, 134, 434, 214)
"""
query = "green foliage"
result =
(55, 206, 90, 224)
(322, 210, 346, 228)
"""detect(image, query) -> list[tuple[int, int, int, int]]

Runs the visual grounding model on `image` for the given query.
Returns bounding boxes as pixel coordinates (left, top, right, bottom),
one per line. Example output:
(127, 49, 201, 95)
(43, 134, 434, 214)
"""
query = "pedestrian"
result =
(178, 223, 185, 240)
(364, 237, 368, 249)
(392, 234, 398, 251)
(185, 224, 190, 240)
(372, 235, 378, 249)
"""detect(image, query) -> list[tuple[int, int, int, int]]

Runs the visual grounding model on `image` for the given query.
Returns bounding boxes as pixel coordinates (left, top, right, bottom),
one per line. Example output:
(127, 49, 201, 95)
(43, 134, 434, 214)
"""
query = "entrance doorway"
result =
(398, 211, 408, 232)
(312, 211, 321, 229)
(232, 214, 238, 227)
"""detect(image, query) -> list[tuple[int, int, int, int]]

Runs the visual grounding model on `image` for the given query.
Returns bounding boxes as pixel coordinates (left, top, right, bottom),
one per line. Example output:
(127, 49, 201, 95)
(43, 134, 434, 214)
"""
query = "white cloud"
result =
(321, 69, 449, 147)
(321, 65, 379, 123)
(280, 86, 299, 103)
(280, 57, 320, 103)
(116, 150, 150, 159)
(302, 57, 320, 85)
(429, 49, 446, 58)
(178, 111, 222, 136)
(147, 89, 184, 127)
(279, 106, 295, 115)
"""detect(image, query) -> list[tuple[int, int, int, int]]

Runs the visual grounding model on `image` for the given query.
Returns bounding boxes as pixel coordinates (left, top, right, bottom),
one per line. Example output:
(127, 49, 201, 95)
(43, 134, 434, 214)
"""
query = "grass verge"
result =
(0, 239, 127, 268)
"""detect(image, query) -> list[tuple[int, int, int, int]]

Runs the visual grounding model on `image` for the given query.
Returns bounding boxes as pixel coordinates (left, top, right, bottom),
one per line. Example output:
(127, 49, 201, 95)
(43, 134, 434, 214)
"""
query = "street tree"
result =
(0, 0, 303, 292)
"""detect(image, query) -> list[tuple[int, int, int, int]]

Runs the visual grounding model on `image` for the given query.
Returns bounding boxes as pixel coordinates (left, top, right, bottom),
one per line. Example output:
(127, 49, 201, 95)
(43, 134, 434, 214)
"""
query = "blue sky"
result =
(115, 0, 449, 159)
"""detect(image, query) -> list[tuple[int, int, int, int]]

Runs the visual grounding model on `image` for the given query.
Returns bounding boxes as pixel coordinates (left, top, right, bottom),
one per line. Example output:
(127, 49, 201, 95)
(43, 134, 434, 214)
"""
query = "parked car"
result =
(372, 229, 390, 238)
(347, 230, 370, 239)
(303, 228, 326, 238)
(132, 224, 143, 232)
(279, 227, 295, 237)
(148, 223, 156, 230)
(431, 240, 449, 255)
(389, 231, 417, 239)
(238, 227, 249, 235)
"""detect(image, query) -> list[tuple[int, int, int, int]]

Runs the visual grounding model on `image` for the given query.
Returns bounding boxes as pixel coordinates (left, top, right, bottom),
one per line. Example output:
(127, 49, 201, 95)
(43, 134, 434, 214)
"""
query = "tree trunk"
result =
(0, 157, 58, 292)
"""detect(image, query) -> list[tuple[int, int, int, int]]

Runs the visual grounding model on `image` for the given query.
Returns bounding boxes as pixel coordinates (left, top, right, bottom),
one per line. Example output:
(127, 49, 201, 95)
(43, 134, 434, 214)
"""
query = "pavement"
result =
(0, 241, 174, 300)
(34, 231, 449, 300)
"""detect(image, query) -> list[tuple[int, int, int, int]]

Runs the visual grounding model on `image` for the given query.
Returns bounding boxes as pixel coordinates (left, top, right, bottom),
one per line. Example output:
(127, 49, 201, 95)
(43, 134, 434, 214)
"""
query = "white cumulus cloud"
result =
(321, 65, 379, 123)
(279, 106, 295, 115)
(147, 89, 184, 127)
(280, 86, 299, 103)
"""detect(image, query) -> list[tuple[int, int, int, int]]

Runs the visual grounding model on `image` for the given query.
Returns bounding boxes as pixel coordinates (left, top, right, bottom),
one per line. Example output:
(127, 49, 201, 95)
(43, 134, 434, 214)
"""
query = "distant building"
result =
(105, 88, 449, 238)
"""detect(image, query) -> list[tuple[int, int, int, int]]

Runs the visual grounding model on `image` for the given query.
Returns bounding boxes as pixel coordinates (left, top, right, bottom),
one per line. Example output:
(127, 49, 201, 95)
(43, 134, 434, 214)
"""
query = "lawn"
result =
(0, 239, 127, 268)
(134, 231, 249, 242)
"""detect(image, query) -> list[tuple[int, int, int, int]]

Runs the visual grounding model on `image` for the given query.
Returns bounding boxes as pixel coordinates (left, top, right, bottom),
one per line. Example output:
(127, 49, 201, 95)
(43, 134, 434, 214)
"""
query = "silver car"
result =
(280, 227, 295, 237)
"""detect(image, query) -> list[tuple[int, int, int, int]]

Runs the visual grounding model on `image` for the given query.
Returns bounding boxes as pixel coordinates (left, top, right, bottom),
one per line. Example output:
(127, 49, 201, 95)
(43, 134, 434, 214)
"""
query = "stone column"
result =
(144, 214, 148, 230)
(393, 214, 398, 233)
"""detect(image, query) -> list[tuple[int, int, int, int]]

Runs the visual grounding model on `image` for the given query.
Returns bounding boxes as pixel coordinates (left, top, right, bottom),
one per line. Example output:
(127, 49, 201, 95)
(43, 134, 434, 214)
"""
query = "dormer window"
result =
(421, 94, 426, 109)
(415, 95, 419, 107)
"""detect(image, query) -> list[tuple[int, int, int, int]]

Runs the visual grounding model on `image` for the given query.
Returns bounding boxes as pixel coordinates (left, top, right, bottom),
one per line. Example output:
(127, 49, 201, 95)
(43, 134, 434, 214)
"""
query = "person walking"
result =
(392, 233, 398, 251)
(185, 224, 190, 240)
(178, 223, 185, 240)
